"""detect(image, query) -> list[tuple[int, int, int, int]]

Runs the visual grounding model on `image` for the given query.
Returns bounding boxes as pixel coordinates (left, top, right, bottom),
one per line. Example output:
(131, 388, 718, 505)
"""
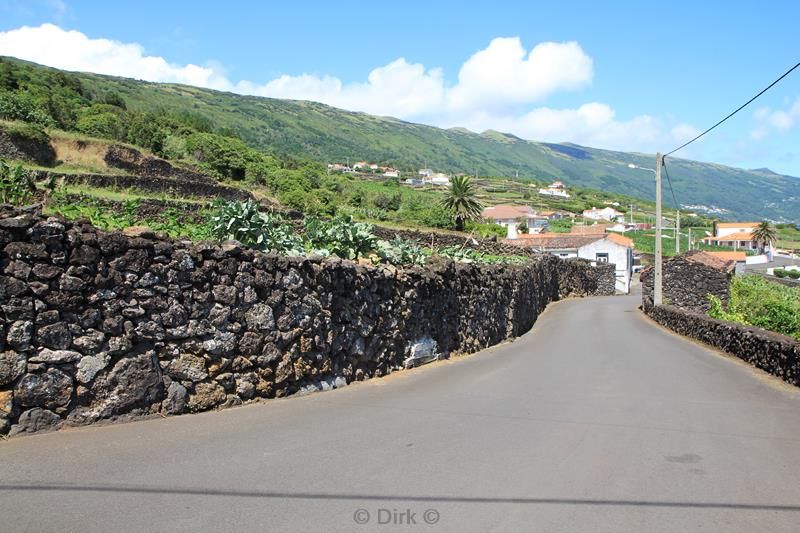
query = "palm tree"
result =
(751, 220, 776, 253)
(440, 176, 483, 231)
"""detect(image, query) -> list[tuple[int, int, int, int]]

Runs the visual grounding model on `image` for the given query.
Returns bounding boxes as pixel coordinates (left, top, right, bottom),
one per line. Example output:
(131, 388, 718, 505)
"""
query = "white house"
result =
(538, 181, 571, 198)
(418, 168, 434, 177)
(426, 173, 450, 186)
(483, 205, 538, 231)
(383, 169, 400, 178)
(505, 232, 635, 293)
(327, 163, 352, 172)
(583, 206, 624, 222)
(700, 221, 759, 250)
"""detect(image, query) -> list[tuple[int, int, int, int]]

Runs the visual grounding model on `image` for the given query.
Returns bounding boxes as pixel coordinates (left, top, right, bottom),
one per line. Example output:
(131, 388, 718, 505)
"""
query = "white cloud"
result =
(0, 24, 232, 89)
(250, 59, 447, 118)
(0, 23, 691, 153)
(750, 98, 800, 140)
(447, 38, 593, 112)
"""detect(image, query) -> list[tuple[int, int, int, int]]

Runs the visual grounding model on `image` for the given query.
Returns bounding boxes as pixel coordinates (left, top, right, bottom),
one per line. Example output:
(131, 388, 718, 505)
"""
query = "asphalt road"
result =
(2, 292, 800, 532)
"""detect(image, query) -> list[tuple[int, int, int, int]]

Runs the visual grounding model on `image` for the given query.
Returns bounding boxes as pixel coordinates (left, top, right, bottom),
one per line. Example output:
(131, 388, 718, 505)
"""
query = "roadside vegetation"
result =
(708, 276, 800, 340)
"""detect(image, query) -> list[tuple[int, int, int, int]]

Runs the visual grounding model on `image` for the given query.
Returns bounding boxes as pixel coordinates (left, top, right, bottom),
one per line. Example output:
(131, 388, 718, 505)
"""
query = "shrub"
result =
(464, 220, 505, 239)
(303, 215, 377, 260)
(375, 236, 427, 266)
(0, 90, 55, 126)
(0, 159, 35, 205)
(209, 199, 303, 254)
(708, 276, 800, 340)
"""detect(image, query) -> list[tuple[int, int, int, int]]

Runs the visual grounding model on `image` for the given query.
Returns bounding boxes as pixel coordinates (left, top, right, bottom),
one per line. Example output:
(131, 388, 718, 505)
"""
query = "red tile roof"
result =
(684, 250, 736, 272)
(716, 222, 759, 228)
(704, 251, 747, 262)
(605, 232, 634, 248)
(571, 224, 613, 234)
(701, 231, 753, 242)
(505, 232, 633, 250)
(482, 204, 533, 220)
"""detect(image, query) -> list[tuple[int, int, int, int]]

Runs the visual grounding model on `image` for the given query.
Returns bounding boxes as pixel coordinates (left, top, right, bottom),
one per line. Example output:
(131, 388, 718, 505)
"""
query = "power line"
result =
(661, 159, 679, 210)
(665, 60, 800, 157)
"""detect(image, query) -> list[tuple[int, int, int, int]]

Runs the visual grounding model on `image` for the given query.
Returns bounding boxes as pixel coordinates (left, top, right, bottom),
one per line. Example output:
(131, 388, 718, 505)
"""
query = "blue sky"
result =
(1, 0, 800, 177)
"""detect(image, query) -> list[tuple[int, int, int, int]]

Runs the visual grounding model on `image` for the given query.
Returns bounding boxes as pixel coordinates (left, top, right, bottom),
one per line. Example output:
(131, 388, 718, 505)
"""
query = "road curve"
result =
(2, 292, 800, 532)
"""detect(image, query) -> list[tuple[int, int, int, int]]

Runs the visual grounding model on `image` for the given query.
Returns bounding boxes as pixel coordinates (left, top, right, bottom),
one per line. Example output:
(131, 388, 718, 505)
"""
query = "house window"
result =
(596, 253, 609, 263)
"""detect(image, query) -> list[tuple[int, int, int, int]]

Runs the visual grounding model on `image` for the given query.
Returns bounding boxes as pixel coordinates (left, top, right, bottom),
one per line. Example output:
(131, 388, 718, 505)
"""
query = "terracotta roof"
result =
(505, 232, 633, 250)
(482, 204, 533, 220)
(571, 224, 612, 234)
(684, 250, 736, 272)
(605, 232, 634, 248)
(701, 231, 753, 242)
(705, 251, 747, 262)
(716, 222, 759, 228)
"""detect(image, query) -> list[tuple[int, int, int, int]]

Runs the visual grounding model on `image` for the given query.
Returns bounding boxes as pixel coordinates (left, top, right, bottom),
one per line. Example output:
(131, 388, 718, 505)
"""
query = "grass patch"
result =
(709, 275, 800, 340)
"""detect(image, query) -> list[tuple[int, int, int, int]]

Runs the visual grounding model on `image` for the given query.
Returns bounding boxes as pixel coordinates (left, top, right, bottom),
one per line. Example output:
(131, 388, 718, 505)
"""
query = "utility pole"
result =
(675, 210, 680, 254)
(654, 152, 663, 306)
(629, 204, 634, 224)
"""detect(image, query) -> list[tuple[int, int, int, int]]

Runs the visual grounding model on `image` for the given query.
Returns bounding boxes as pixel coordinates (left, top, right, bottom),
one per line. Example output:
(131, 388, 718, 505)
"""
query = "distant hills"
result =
(6, 57, 800, 220)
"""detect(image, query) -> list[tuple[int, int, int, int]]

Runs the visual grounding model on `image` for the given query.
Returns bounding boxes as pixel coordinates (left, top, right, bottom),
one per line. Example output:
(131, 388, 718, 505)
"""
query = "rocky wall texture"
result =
(641, 251, 733, 311)
(0, 128, 56, 166)
(0, 207, 611, 436)
(644, 304, 800, 387)
(104, 145, 217, 184)
(31, 171, 252, 202)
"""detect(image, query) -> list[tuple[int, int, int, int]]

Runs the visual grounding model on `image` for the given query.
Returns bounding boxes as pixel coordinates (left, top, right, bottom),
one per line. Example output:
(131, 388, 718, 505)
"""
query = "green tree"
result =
(751, 220, 776, 253)
(440, 175, 483, 231)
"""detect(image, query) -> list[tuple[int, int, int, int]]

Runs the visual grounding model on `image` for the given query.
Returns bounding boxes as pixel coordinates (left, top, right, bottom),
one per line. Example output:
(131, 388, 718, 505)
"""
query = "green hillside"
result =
(2, 56, 799, 221)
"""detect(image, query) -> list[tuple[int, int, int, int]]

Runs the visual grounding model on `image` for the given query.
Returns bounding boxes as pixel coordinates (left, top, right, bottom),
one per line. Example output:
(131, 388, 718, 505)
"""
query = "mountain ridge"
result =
(2, 56, 799, 220)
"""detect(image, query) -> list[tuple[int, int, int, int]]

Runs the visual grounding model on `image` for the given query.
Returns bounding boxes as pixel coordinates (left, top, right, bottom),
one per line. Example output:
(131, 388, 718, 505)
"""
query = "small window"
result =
(596, 253, 609, 263)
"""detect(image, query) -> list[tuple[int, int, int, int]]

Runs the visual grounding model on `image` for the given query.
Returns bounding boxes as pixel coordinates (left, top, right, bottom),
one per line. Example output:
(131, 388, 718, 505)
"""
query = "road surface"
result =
(2, 292, 800, 532)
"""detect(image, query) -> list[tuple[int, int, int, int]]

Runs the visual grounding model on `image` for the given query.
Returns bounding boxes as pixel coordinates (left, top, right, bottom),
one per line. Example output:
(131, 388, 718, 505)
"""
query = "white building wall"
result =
(717, 225, 756, 237)
(577, 240, 632, 293)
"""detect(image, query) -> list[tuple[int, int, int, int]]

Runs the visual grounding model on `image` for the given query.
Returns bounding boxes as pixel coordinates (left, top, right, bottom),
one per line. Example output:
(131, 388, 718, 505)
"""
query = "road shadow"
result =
(1, 484, 799, 511)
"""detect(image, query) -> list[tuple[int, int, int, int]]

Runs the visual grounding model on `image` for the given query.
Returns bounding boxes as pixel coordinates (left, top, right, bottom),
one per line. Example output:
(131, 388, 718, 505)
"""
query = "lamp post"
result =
(628, 158, 664, 305)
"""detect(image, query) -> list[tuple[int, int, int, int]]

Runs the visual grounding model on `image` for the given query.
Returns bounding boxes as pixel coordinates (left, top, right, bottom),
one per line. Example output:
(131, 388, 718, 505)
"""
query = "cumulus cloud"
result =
(251, 59, 447, 118)
(0, 23, 691, 152)
(447, 38, 592, 112)
(0, 24, 233, 89)
(750, 98, 800, 140)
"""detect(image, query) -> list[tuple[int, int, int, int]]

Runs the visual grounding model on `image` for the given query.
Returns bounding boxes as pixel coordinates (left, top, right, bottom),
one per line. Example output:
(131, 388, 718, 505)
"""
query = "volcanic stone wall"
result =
(644, 304, 800, 387)
(0, 208, 611, 436)
(31, 171, 252, 202)
(641, 251, 733, 311)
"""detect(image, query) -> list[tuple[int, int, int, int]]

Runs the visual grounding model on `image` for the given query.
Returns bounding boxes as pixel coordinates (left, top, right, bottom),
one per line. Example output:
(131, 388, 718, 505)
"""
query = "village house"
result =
(327, 163, 352, 172)
(506, 232, 635, 293)
(418, 168, 433, 177)
(538, 180, 571, 198)
(425, 173, 450, 186)
(583, 206, 624, 222)
(353, 162, 379, 171)
(537, 210, 565, 220)
(483, 205, 539, 232)
(700, 221, 760, 250)
(570, 223, 616, 235)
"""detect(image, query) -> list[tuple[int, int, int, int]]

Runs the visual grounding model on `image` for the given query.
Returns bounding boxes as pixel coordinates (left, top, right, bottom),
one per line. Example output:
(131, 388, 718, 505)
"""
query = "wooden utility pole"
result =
(654, 152, 663, 306)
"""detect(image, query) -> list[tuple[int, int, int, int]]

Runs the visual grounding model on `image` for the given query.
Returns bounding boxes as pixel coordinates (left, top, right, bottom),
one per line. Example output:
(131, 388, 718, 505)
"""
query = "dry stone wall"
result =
(0, 207, 612, 436)
(641, 251, 733, 311)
